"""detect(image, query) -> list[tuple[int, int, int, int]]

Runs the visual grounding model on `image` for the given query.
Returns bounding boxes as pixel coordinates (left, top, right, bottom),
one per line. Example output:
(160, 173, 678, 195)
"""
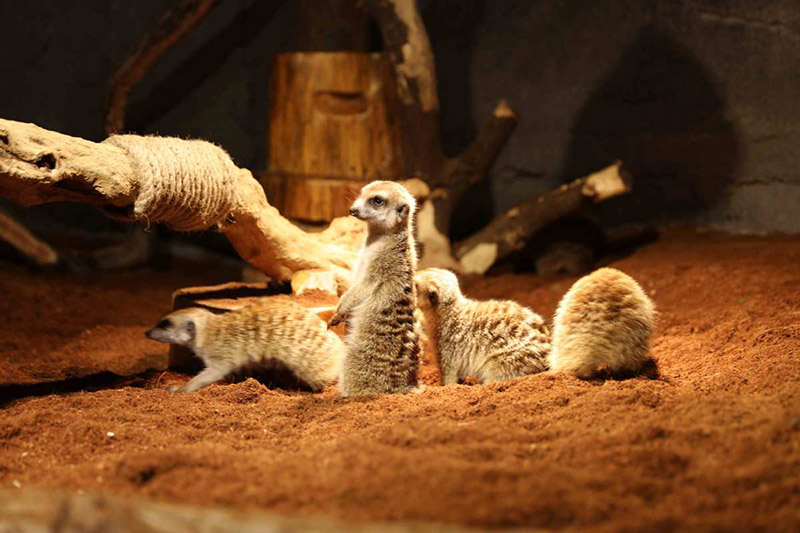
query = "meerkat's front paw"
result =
(166, 385, 183, 393)
(329, 310, 347, 328)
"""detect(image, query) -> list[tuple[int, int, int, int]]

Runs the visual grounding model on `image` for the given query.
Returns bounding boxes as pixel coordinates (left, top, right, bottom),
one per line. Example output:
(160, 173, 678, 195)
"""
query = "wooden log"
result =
(360, 0, 519, 267)
(396, 178, 463, 271)
(0, 208, 58, 266)
(291, 269, 339, 298)
(359, 0, 443, 178)
(267, 52, 403, 221)
(455, 161, 633, 274)
(0, 118, 363, 288)
(430, 100, 519, 236)
(259, 173, 367, 223)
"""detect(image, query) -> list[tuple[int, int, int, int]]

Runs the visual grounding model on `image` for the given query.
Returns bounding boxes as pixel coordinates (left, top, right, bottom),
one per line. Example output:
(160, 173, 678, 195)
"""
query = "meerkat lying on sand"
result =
(330, 181, 421, 396)
(415, 267, 656, 383)
(146, 299, 344, 392)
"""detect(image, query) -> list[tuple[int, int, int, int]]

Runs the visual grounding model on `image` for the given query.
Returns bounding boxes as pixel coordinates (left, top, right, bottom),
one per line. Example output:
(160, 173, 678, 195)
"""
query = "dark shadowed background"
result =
(1, 0, 798, 237)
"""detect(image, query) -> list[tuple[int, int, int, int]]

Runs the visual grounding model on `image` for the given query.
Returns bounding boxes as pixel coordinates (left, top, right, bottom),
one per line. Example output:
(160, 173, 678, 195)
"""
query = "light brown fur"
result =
(330, 181, 421, 396)
(146, 299, 344, 392)
(550, 267, 656, 379)
(415, 268, 550, 384)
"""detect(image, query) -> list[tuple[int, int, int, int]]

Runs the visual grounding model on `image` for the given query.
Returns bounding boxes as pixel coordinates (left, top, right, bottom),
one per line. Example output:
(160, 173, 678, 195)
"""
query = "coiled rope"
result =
(102, 135, 240, 231)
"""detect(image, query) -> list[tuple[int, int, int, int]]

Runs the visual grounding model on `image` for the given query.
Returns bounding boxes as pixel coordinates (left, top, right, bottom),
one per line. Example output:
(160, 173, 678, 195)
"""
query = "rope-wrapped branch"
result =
(102, 135, 241, 231)
(0, 119, 361, 288)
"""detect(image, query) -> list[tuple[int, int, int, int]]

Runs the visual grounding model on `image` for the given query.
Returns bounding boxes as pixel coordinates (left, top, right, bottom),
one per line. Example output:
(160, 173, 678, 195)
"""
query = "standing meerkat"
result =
(146, 299, 345, 393)
(549, 267, 656, 379)
(415, 267, 656, 384)
(330, 180, 421, 396)
(415, 268, 550, 384)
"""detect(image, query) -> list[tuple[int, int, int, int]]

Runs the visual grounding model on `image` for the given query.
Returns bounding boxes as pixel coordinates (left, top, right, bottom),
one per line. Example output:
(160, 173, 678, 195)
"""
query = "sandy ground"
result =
(1, 229, 798, 531)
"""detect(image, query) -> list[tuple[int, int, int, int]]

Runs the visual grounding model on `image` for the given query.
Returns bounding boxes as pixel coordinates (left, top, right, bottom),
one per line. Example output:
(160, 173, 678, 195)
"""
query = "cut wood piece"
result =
(259, 173, 367, 222)
(455, 161, 632, 274)
(169, 282, 340, 371)
(267, 52, 402, 222)
(0, 208, 58, 266)
(399, 179, 463, 271)
(361, 0, 519, 241)
(241, 264, 270, 283)
(0, 119, 360, 289)
(291, 269, 338, 298)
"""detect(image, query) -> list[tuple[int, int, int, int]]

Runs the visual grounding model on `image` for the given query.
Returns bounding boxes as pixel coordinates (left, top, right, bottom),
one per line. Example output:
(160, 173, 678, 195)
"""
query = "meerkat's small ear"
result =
(428, 287, 439, 307)
(396, 203, 410, 221)
(185, 320, 196, 339)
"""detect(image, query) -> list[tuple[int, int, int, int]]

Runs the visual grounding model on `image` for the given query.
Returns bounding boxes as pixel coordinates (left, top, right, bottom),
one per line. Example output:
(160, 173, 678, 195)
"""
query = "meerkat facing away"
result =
(329, 181, 421, 396)
(415, 268, 550, 384)
(146, 299, 345, 393)
(550, 267, 656, 379)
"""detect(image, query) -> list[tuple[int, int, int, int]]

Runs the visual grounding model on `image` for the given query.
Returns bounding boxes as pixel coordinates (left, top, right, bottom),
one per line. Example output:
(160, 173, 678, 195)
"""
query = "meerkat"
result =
(415, 268, 550, 384)
(549, 267, 656, 379)
(145, 299, 345, 393)
(329, 180, 421, 396)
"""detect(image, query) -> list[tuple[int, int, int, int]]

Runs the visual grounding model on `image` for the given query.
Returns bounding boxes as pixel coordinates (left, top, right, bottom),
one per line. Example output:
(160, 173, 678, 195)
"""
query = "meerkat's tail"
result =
(548, 267, 657, 380)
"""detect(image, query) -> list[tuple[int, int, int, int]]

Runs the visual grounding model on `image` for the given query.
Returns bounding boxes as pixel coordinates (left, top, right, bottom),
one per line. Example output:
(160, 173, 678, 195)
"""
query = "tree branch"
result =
(0, 208, 58, 266)
(0, 119, 361, 288)
(106, 0, 221, 135)
(455, 161, 633, 274)
(359, 0, 444, 178)
(435, 100, 518, 192)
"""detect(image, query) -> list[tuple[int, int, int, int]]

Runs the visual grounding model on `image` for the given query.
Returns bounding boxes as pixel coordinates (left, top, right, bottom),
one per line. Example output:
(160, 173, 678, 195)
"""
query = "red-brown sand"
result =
(1, 229, 799, 531)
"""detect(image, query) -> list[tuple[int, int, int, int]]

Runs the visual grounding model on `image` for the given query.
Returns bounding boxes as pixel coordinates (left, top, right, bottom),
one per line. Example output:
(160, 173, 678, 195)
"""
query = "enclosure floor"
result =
(1, 229, 799, 531)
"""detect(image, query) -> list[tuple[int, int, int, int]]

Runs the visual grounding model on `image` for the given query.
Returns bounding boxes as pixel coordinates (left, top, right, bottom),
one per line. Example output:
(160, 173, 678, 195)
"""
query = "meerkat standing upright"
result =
(415, 266, 656, 384)
(330, 181, 421, 396)
(145, 299, 345, 392)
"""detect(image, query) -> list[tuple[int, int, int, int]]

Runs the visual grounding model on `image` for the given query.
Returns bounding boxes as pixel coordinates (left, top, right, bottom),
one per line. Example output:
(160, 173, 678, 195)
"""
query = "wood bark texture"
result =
(455, 161, 633, 274)
(0, 208, 58, 266)
(266, 52, 403, 221)
(360, 0, 519, 263)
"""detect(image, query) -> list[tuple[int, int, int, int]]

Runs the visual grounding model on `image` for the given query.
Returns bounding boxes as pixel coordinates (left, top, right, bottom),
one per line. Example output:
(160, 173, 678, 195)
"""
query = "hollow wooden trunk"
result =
(263, 52, 402, 222)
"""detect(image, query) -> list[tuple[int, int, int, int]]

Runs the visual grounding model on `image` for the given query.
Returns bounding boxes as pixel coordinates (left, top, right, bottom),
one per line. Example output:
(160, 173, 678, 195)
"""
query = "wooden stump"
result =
(265, 52, 403, 222)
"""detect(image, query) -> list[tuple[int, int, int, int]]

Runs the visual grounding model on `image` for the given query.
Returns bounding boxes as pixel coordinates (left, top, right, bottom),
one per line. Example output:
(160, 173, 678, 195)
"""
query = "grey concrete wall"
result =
(0, 1, 798, 234)
(442, 0, 800, 234)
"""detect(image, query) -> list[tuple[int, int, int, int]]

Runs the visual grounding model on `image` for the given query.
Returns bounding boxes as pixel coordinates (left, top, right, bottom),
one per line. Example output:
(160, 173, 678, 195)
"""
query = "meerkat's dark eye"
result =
(156, 319, 171, 329)
(370, 196, 385, 207)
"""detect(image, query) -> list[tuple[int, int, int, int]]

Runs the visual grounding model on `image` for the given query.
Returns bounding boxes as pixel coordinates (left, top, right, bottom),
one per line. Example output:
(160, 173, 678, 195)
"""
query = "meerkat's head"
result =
(145, 308, 212, 350)
(415, 268, 463, 312)
(349, 180, 416, 233)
